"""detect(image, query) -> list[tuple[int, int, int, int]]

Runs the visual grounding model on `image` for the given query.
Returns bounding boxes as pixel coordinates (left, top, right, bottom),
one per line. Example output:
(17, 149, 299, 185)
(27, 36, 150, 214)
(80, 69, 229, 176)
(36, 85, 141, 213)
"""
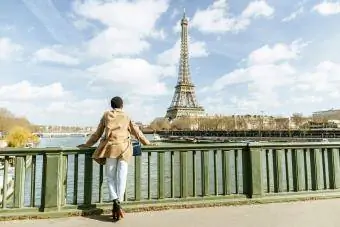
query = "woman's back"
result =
(84, 108, 150, 163)
(103, 109, 131, 142)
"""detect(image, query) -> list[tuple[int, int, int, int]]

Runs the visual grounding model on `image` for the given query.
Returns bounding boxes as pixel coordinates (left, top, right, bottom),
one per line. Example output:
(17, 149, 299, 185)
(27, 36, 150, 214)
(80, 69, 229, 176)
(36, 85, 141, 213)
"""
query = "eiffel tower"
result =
(165, 10, 205, 121)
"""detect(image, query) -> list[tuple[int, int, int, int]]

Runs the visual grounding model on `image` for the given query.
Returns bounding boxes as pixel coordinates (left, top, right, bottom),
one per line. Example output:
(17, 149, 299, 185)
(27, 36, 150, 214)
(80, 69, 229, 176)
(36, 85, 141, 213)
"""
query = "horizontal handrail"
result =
(0, 142, 339, 155)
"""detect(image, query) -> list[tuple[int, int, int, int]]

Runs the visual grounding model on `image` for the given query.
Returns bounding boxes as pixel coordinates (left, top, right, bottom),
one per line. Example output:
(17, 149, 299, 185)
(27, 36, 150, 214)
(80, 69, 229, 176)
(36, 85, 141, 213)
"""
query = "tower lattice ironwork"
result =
(165, 10, 205, 120)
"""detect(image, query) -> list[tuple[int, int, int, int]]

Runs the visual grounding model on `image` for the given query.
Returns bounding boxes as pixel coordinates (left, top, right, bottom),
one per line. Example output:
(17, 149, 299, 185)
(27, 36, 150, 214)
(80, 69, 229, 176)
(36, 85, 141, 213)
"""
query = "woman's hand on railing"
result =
(77, 144, 89, 149)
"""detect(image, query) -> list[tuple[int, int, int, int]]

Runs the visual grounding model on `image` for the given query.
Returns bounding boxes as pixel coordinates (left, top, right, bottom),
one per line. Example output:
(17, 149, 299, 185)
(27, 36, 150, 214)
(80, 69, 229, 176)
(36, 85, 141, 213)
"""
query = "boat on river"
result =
(0, 140, 7, 148)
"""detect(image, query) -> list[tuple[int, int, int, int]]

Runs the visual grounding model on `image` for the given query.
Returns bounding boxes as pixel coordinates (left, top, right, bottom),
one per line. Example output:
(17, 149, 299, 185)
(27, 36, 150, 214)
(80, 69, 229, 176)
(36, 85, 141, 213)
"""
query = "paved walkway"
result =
(2, 199, 340, 227)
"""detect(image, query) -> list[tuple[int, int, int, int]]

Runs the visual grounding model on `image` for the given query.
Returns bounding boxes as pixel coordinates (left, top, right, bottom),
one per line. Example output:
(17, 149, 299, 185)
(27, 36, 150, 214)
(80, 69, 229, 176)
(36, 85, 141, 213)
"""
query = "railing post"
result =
(134, 156, 141, 201)
(83, 152, 93, 206)
(157, 151, 165, 199)
(222, 150, 231, 195)
(180, 151, 188, 198)
(244, 145, 263, 198)
(328, 148, 340, 189)
(292, 149, 304, 191)
(273, 149, 284, 192)
(14, 156, 26, 208)
(201, 150, 209, 196)
(41, 152, 67, 211)
(310, 148, 322, 190)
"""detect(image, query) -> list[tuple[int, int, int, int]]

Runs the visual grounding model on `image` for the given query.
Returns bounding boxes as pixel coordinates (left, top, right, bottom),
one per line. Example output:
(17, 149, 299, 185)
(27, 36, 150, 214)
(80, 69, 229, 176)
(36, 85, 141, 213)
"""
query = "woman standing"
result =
(77, 96, 152, 221)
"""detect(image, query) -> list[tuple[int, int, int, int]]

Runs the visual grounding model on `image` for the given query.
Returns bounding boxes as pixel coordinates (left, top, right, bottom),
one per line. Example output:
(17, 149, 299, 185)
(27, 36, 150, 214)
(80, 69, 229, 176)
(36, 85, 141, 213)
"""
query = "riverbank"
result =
(160, 136, 332, 144)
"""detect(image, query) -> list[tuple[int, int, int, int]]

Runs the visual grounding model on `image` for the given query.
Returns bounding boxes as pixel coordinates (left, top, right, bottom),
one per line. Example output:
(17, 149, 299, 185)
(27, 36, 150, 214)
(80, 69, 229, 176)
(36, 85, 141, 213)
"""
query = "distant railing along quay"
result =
(1, 142, 340, 218)
(156, 129, 340, 138)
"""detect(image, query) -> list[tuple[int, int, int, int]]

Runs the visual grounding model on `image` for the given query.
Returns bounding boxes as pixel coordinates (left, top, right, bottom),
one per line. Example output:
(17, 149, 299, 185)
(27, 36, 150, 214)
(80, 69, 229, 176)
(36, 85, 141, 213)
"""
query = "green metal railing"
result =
(0, 142, 340, 214)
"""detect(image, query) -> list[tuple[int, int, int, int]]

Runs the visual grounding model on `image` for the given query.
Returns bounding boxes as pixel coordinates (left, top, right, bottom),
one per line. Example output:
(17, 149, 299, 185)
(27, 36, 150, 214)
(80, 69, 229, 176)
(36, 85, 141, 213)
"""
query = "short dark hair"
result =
(111, 96, 123, 109)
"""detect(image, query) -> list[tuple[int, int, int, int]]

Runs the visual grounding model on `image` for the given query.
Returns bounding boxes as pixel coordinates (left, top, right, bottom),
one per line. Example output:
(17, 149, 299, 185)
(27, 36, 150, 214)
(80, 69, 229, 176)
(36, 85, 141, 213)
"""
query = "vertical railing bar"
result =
(2, 156, 9, 208)
(170, 151, 174, 198)
(201, 150, 209, 196)
(123, 153, 127, 201)
(123, 192, 127, 202)
(63, 154, 68, 207)
(310, 148, 322, 191)
(266, 150, 270, 193)
(180, 151, 188, 198)
(222, 150, 231, 195)
(285, 149, 290, 192)
(214, 150, 218, 196)
(73, 154, 78, 205)
(192, 150, 196, 197)
(304, 149, 309, 190)
(134, 156, 141, 201)
(158, 151, 165, 199)
(99, 164, 104, 203)
(83, 152, 93, 205)
(30, 155, 36, 207)
(328, 148, 340, 189)
(292, 149, 304, 192)
(148, 152, 151, 200)
(14, 156, 25, 208)
(273, 148, 284, 193)
(234, 149, 238, 194)
(322, 148, 327, 189)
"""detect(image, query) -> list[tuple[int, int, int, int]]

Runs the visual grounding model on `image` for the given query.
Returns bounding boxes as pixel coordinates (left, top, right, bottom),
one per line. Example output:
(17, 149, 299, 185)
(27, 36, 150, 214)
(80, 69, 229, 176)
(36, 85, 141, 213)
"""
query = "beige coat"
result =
(85, 109, 150, 164)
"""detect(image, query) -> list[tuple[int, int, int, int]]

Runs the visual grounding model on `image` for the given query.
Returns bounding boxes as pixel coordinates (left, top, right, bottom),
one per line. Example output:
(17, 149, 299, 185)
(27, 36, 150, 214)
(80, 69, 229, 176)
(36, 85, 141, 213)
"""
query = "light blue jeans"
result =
(106, 158, 128, 201)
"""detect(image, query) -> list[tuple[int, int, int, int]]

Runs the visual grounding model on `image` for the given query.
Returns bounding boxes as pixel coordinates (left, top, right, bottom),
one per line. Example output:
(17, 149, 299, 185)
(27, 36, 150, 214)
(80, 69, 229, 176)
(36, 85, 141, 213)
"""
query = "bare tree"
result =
(274, 118, 289, 130)
(150, 118, 171, 131)
(291, 113, 305, 129)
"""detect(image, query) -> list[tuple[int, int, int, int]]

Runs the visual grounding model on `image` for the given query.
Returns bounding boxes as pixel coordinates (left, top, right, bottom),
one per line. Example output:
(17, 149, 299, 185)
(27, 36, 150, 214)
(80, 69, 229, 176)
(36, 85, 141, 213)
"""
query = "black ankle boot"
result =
(112, 199, 119, 221)
(112, 199, 123, 221)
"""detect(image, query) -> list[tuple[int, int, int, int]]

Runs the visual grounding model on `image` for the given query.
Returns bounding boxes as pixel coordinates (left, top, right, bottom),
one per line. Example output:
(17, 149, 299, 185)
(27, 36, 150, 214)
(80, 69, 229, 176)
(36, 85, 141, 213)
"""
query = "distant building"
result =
(313, 108, 340, 120)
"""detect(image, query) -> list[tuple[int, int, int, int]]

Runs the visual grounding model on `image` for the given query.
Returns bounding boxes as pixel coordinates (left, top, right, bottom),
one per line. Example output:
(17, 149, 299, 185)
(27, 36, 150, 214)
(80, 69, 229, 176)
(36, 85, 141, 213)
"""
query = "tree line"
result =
(0, 108, 40, 147)
(0, 108, 39, 133)
(148, 113, 331, 131)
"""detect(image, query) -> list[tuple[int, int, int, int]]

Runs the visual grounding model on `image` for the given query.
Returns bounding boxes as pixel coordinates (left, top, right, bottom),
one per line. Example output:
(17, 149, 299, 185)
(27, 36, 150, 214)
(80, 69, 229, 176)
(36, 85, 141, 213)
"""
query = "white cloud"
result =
(171, 8, 179, 19)
(73, 0, 169, 59)
(191, 0, 274, 34)
(87, 57, 175, 96)
(72, 18, 94, 31)
(294, 61, 340, 94)
(33, 47, 80, 65)
(0, 37, 22, 61)
(85, 27, 150, 58)
(210, 63, 296, 92)
(202, 39, 340, 115)
(241, 0, 274, 18)
(313, 1, 340, 15)
(0, 96, 162, 125)
(0, 98, 107, 126)
(247, 40, 308, 65)
(45, 99, 107, 115)
(172, 18, 182, 33)
(157, 39, 209, 65)
(282, 1, 305, 22)
(0, 81, 69, 101)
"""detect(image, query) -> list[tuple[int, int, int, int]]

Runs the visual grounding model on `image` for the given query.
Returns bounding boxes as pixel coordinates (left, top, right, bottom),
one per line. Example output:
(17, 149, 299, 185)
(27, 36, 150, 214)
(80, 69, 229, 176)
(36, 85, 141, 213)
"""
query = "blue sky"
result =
(0, 0, 340, 126)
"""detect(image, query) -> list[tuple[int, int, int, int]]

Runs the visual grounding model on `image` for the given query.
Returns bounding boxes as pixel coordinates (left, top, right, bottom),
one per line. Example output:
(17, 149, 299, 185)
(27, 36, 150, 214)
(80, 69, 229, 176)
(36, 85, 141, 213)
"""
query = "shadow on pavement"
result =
(86, 215, 113, 223)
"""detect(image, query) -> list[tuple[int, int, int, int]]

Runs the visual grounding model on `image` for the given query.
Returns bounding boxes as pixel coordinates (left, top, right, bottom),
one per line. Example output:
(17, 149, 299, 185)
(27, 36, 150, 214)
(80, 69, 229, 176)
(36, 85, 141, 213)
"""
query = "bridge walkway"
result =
(2, 199, 340, 227)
